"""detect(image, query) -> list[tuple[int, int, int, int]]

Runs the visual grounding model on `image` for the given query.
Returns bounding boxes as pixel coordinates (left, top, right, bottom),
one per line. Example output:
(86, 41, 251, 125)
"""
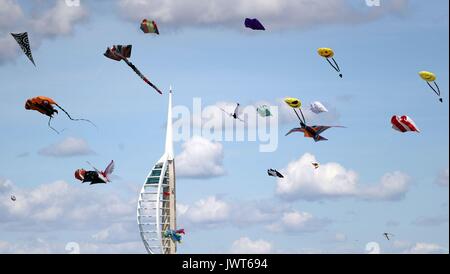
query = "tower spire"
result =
(165, 86, 174, 160)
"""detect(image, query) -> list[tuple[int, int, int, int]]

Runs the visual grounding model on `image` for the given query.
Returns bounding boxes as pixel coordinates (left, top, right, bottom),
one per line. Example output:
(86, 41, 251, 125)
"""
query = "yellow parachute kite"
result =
(318, 47, 342, 78)
(284, 98, 301, 108)
(419, 71, 442, 102)
(284, 97, 306, 125)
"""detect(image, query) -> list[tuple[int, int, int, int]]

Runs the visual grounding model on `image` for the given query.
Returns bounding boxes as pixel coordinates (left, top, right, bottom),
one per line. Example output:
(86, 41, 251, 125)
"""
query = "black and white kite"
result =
(11, 32, 36, 66)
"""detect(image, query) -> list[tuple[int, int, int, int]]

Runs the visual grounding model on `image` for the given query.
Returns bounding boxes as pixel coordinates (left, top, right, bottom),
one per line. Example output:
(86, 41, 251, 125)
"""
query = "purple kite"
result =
(244, 18, 265, 31)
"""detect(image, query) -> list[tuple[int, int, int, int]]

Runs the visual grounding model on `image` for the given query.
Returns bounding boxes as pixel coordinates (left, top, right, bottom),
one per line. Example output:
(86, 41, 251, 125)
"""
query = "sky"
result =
(0, 0, 448, 254)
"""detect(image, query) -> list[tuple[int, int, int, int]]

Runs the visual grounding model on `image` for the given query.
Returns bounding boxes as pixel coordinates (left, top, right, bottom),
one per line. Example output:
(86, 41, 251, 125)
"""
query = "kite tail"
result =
(123, 59, 163, 94)
(48, 117, 60, 134)
(327, 58, 343, 78)
(55, 104, 97, 128)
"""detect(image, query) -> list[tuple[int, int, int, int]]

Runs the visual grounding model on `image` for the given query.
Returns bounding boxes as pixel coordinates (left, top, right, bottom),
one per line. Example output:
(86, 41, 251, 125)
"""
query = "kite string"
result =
(293, 108, 306, 125)
(427, 81, 441, 97)
(54, 104, 97, 128)
(327, 58, 343, 77)
(48, 117, 60, 134)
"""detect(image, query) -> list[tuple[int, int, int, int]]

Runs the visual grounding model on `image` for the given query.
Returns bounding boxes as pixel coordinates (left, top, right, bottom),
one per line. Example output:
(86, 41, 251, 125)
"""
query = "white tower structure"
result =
(137, 88, 176, 254)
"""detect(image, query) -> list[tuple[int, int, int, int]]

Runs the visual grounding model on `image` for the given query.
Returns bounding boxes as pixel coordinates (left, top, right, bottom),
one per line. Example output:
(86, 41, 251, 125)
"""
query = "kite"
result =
(11, 195, 16, 202)
(257, 105, 272, 117)
(284, 97, 344, 142)
(11, 32, 36, 66)
(286, 125, 345, 142)
(310, 101, 328, 114)
(163, 229, 185, 243)
(25, 96, 96, 134)
(220, 103, 244, 122)
(391, 115, 420, 133)
(244, 18, 266, 30)
(318, 48, 343, 78)
(267, 169, 284, 178)
(74, 160, 115, 185)
(419, 71, 442, 103)
(285, 98, 302, 109)
(383, 232, 394, 241)
(140, 19, 160, 34)
(104, 45, 163, 94)
(312, 162, 320, 169)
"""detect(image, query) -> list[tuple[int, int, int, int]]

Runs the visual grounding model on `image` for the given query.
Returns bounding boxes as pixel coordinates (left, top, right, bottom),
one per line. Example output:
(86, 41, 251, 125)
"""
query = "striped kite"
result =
(391, 115, 420, 133)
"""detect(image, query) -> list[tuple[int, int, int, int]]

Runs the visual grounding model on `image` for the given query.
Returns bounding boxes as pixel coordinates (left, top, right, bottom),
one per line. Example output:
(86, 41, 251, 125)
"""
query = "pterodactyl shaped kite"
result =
(220, 103, 244, 122)
(267, 169, 284, 178)
(285, 98, 344, 142)
(104, 45, 162, 94)
(286, 123, 345, 142)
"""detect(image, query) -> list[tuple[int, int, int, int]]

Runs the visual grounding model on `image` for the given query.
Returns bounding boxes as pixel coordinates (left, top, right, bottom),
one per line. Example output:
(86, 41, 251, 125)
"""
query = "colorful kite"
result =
(75, 160, 115, 185)
(318, 48, 342, 78)
(257, 105, 272, 117)
(244, 18, 266, 30)
(104, 45, 163, 94)
(419, 71, 442, 103)
(163, 229, 185, 243)
(310, 101, 328, 114)
(11, 32, 36, 66)
(25, 96, 96, 134)
(140, 19, 160, 34)
(284, 97, 344, 142)
(391, 115, 420, 133)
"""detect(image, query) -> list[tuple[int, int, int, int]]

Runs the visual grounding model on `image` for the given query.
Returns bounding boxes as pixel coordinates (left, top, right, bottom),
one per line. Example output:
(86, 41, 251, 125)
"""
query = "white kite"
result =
(310, 101, 328, 114)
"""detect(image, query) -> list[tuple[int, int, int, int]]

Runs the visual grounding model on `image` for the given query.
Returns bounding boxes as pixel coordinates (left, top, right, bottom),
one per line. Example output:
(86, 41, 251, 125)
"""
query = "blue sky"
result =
(0, 0, 448, 254)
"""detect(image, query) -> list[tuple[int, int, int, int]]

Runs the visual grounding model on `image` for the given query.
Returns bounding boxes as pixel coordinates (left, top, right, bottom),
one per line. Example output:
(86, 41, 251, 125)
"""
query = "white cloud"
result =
(405, 243, 448, 254)
(179, 196, 328, 234)
(0, 178, 13, 193)
(0, 0, 88, 64)
(276, 153, 410, 201)
(177, 136, 225, 179)
(266, 210, 330, 233)
(38, 137, 95, 157)
(0, 179, 134, 230)
(230, 237, 273, 254)
(0, 0, 23, 29)
(117, 0, 408, 30)
(435, 168, 449, 187)
(179, 196, 230, 226)
(33, 0, 88, 37)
